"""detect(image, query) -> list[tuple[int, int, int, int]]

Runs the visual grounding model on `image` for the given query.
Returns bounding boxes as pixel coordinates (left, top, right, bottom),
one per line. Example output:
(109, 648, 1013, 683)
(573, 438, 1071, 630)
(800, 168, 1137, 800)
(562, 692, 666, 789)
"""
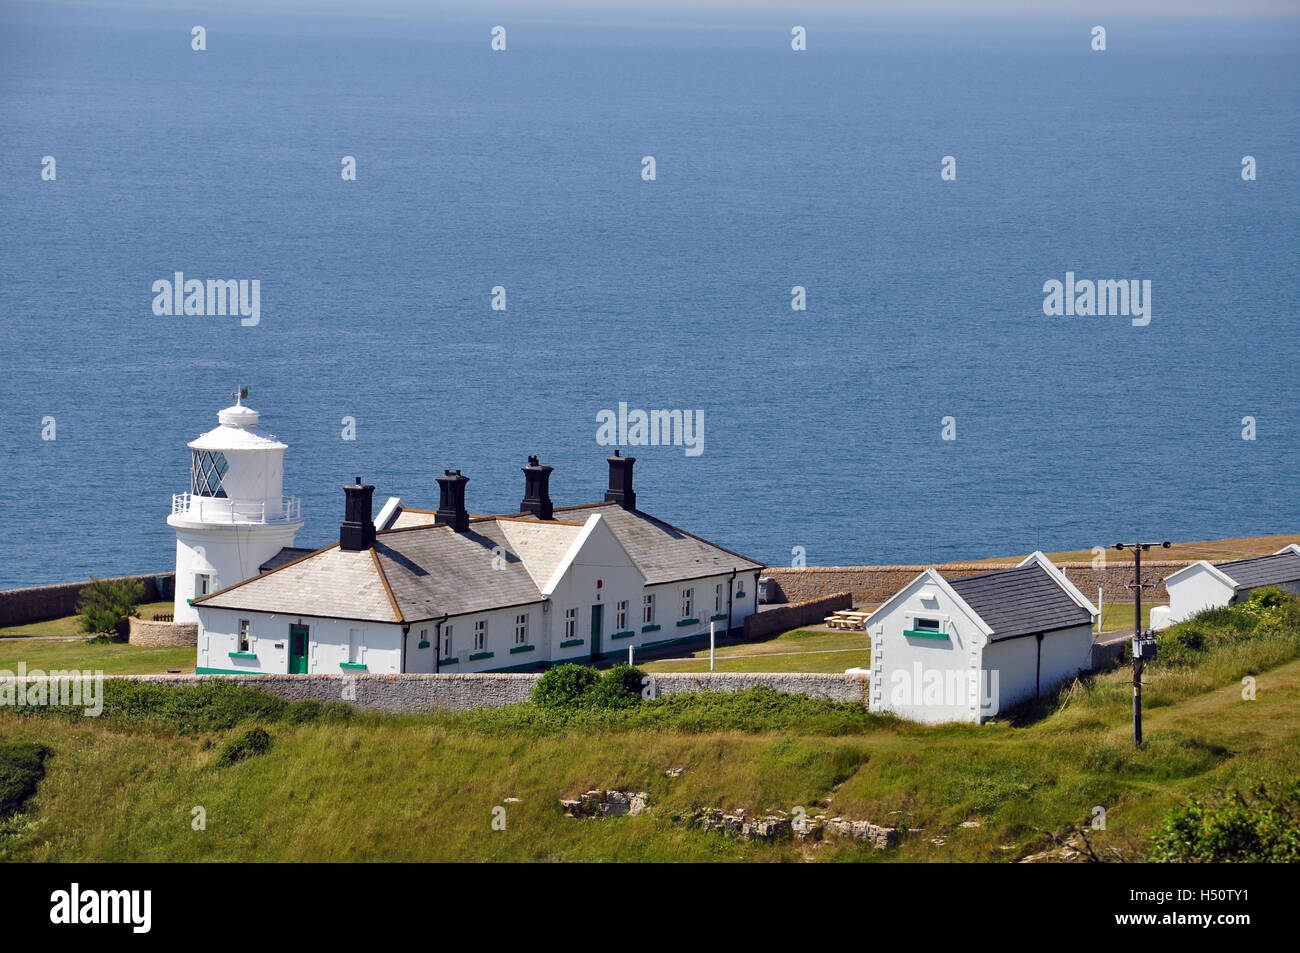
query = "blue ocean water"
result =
(1, 4, 1297, 590)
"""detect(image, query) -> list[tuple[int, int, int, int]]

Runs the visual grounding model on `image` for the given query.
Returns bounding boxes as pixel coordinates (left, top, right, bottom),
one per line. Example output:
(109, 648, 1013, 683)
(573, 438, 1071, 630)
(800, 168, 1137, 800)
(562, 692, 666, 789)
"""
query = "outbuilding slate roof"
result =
(1215, 551, 1300, 589)
(946, 563, 1094, 642)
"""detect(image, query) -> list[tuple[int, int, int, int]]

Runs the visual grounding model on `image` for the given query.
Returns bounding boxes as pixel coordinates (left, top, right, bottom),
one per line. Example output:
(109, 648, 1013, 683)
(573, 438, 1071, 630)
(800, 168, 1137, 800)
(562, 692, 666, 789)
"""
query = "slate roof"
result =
(372, 520, 553, 621)
(196, 502, 761, 625)
(1216, 551, 1300, 589)
(200, 544, 400, 623)
(512, 502, 762, 585)
(259, 547, 315, 574)
(945, 563, 1093, 642)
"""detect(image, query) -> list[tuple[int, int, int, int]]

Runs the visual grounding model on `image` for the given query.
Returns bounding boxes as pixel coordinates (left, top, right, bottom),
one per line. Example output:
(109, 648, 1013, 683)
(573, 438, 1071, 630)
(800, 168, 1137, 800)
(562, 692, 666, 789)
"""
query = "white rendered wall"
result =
(1167, 565, 1237, 623)
(196, 606, 404, 675)
(868, 576, 987, 725)
(172, 524, 301, 623)
(982, 624, 1092, 714)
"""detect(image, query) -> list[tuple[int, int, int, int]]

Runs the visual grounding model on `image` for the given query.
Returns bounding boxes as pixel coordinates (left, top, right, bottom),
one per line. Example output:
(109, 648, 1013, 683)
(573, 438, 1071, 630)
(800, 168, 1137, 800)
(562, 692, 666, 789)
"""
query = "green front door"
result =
(590, 605, 603, 660)
(289, 625, 309, 674)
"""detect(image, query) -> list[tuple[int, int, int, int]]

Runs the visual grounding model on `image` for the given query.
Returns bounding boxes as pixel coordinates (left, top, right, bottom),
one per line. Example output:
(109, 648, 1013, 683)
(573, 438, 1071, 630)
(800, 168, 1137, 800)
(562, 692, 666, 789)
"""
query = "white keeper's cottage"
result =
(190, 445, 763, 675)
(863, 553, 1098, 724)
(1159, 545, 1300, 627)
(168, 393, 305, 624)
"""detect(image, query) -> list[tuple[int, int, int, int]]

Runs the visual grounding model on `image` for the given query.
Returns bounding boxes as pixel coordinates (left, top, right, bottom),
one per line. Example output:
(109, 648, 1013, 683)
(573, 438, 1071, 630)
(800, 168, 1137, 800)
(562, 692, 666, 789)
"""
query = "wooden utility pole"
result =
(1113, 541, 1170, 746)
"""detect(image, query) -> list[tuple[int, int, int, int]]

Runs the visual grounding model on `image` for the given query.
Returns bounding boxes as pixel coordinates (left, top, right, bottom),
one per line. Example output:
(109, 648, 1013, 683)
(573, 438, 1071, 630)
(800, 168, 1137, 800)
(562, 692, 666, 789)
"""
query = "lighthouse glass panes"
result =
(190, 450, 229, 498)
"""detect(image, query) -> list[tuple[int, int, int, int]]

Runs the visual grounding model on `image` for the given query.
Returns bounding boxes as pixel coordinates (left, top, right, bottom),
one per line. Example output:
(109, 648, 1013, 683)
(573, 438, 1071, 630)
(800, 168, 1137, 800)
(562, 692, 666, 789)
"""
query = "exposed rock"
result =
(561, 789, 649, 819)
(665, 768, 685, 778)
(691, 808, 894, 849)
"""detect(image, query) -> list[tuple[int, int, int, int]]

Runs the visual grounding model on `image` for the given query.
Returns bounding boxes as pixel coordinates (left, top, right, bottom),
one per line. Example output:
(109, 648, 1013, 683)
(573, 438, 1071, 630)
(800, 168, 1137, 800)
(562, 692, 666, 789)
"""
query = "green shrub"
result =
(1174, 627, 1205, 652)
(588, 664, 647, 710)
(76, 576, 145, 638)
(1245, 586, 1289, 610)
(1150, 779, 1300, 862)
(0, 742, 52, 816)
(532, 664, 601, 710)
(217, 726, 272, 766)
(283, 699, 354, 724)
(1155, 591, 1300, 667)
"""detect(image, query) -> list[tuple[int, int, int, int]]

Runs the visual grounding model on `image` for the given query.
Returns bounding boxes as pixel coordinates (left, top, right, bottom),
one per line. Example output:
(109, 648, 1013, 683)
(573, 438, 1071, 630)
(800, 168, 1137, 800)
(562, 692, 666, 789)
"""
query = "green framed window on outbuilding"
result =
(904, 617, 948, 640)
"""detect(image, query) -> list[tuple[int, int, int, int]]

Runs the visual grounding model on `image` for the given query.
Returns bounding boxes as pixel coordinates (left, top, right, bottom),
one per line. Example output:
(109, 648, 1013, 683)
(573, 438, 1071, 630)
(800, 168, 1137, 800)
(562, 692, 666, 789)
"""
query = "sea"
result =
(1, 2, 1297, 590)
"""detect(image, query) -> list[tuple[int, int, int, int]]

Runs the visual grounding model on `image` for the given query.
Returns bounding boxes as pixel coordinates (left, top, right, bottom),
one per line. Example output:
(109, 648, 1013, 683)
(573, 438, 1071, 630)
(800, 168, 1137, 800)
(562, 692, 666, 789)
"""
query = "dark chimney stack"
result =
(340, 477, 376, 551)
(435, 469, 470, 533)
(520, 455, 554, 520)
(604, 450, 636, 510)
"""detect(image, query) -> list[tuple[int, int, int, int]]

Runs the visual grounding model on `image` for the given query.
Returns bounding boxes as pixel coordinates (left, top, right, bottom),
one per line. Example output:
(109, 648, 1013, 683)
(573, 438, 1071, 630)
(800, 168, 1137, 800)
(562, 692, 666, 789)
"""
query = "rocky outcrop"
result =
(561, 789, 649, 819)
(687, 807, 897, 849)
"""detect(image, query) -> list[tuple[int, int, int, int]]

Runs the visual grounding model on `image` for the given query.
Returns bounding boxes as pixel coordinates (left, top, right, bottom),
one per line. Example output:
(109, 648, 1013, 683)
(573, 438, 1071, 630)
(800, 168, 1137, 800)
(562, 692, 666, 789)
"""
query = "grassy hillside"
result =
(2, 592, 1297, 862)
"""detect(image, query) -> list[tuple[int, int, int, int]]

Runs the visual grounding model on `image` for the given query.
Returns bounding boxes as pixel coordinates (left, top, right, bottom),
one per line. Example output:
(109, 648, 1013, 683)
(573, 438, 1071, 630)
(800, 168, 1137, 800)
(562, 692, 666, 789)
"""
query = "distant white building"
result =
(1158, 545, 1300, 627)
(863, 553, 1098, 724)
(192, 453, 763, 674)
(168, 394, 304, 623)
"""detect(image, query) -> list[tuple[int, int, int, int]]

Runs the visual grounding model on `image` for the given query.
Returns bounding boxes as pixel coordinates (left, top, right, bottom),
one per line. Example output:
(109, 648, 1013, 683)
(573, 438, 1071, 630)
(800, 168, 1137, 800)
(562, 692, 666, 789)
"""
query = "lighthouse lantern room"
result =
(168, 390, 305, 623)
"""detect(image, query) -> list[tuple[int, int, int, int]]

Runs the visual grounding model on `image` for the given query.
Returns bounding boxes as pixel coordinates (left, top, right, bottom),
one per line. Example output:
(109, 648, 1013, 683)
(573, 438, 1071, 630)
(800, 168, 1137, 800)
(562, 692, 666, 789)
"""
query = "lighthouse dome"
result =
(189, 402, 288, 453)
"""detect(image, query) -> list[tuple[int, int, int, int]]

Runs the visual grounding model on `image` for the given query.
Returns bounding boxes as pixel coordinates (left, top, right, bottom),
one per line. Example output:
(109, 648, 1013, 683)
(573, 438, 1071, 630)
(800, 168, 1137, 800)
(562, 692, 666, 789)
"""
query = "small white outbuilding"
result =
(864, 553, 1098, 724)
(1159, 545, 1300, 627)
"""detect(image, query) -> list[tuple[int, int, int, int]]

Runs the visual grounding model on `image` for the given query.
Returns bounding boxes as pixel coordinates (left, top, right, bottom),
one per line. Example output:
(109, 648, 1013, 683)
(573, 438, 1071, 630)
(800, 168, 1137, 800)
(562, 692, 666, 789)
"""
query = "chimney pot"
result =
(340, 479, 377, 551)
(604, 452, 636, 510)
(436, 469, 471, 533)
(521, 456, 555, 520)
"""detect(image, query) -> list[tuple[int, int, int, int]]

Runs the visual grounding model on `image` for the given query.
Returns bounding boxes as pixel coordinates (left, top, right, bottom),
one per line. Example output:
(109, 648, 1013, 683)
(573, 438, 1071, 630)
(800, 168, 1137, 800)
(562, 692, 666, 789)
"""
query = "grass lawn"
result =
(2, 593, 1297, 862)
(640, 628, 868, 673)
(0, 601, 173, 639)
(1098, 602, 1165, 634)
(0, 638, 193, 675)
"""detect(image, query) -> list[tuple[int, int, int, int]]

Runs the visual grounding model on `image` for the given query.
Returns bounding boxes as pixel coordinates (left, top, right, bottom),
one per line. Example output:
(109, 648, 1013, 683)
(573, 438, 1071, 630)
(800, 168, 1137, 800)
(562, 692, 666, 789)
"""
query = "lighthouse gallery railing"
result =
(172, 493, 301, 523)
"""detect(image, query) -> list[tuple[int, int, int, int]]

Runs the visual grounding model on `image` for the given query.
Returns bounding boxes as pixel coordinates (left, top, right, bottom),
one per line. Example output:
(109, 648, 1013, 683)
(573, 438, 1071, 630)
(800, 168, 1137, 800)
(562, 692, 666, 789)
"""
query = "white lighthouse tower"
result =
(168, 390, 305, 623)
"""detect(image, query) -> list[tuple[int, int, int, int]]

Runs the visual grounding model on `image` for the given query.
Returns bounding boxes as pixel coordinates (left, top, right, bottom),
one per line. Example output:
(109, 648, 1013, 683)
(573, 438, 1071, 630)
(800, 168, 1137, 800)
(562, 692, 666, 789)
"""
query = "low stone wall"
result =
(0, 572, 174, 628)
(128, 617, 197, 647)
(765, 562, 1192, 606)
(22, 671, 874, 713)
(744, 592, 853, 640)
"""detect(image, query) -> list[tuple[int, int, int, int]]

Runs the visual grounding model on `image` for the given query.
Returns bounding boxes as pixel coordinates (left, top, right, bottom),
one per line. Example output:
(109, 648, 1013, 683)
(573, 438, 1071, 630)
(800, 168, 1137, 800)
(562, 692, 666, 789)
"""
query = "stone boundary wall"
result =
(13, 671, 874, 713)
(765, 562, 1193, 606)
(0, 572, 174, 628)
(744, 592, 853, 640)
(128, 617, 198, 647)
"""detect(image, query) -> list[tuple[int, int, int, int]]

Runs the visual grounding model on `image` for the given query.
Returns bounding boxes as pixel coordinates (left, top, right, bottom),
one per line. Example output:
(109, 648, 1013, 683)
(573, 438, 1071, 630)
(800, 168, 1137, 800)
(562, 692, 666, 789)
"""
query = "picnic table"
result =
(823, 609, 870, 631)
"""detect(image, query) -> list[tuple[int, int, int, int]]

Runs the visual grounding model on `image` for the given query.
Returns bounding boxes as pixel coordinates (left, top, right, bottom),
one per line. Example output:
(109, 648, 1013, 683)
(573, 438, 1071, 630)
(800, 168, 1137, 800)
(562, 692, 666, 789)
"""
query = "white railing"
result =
(172, 493, 301, 524)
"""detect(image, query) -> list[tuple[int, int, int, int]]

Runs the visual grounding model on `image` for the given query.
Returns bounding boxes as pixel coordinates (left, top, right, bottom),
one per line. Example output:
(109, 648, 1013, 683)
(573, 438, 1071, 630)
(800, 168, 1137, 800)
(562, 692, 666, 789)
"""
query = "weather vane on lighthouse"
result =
(231, 386, 249, 405)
